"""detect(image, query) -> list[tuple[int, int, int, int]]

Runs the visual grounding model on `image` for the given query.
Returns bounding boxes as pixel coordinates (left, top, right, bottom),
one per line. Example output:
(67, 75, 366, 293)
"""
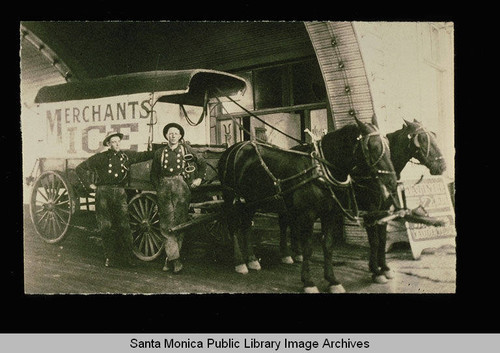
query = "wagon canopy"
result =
(34, 69, 247, 106)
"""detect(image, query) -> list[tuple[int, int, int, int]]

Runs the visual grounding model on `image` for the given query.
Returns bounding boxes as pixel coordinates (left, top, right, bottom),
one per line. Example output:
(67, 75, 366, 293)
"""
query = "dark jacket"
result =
(76, 149, 154, 188)
(150, 142, 207, 189)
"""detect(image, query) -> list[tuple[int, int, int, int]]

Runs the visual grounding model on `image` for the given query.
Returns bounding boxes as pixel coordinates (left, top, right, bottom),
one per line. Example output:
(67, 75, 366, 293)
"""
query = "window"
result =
(212, 59, 330, 146)
(254, 66, 286, 109)
(292, 60, 327, 105)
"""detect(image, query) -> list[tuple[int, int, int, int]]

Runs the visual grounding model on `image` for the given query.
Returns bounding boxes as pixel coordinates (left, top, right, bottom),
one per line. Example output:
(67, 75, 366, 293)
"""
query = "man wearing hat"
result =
(150, 122, 207, 273)
(75, 131, 154, 268)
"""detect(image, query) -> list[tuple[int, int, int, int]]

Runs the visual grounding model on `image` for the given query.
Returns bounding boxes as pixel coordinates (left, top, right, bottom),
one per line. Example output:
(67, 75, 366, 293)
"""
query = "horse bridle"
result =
(352, 130, 396, 179)
(408, 126, 444, 163)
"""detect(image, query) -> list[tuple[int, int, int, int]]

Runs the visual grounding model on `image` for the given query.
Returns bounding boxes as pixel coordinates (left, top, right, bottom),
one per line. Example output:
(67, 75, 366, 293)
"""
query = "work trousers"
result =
(95, 185, 134, 261)
(156, 176, 191, 261)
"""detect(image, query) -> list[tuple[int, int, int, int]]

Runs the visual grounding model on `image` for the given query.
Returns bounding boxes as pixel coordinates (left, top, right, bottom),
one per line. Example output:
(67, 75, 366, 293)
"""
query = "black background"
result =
(7, 7, 494, 335)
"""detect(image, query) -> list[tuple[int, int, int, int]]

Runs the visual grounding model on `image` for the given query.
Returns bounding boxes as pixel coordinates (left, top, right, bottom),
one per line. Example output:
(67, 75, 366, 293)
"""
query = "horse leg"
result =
(377, 224, 394, 279)
(299, 220, 319, 293)
(232, 226, 249, 274)
(290, 222, 303, 263)
(331, 212, 345, 246)
(366, 225, 388, 284)
(222, 192, 248, 274)
(321, 216, 345, 293)
(241, 210, 261, 271)
(278, 214, 294, 264)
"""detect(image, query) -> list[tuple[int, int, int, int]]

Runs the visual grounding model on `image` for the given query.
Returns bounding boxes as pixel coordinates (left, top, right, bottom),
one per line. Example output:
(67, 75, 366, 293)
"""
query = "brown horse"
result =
(279, 119, 447, 284)
(217, 118, 399, 293)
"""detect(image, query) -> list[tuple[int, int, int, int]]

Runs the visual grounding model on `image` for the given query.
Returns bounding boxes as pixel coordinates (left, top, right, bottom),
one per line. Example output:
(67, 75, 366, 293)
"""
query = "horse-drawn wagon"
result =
(26, 69, 247, 261)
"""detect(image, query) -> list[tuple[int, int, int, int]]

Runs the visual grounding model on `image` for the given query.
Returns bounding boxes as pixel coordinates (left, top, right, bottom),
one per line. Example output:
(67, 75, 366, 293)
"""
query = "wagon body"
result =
(28, 69, 246, 259)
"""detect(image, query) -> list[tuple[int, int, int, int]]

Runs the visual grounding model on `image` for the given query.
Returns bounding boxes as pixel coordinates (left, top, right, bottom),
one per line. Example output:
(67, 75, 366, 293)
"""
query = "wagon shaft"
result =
(373, 206, 445, 227)
(168, 212, 220, 234)
(189, 199, 225, 209)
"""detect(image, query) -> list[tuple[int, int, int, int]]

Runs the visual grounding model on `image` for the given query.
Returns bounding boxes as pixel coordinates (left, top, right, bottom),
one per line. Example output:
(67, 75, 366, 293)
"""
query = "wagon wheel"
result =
(128, 192, 164, 261)
(30, 170, 76, 243)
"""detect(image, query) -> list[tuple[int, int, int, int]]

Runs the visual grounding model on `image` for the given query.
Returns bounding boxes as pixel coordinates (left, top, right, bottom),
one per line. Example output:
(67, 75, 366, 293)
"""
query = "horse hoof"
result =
(373, 274, 388, 284)
(383, 270, 395, 279)
(294, 255, 303, 263)
(247, 260, 261, 271)
(235, 264, 249, 274)
(281, 256, 294, 264)
(329, 284, 346, 293)
(304, 286, 320, 293)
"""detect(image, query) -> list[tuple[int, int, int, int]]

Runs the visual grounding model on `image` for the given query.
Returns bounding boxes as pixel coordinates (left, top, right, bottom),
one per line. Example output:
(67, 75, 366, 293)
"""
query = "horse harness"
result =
(223, 130, 394, 222)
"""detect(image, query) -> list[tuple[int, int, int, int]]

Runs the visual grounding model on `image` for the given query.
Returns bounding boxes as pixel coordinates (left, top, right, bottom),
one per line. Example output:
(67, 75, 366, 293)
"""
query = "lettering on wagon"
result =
(44, 99, 151, 154)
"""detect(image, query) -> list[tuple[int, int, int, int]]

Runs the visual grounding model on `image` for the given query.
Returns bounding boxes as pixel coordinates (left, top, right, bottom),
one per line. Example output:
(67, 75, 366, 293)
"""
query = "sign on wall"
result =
(401, 176, 456, 259)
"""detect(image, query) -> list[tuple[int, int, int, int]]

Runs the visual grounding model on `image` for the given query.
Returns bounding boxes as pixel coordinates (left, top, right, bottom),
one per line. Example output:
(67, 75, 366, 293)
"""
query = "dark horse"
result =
(217, 118, 399, 293)
(279, 119, 447, 284)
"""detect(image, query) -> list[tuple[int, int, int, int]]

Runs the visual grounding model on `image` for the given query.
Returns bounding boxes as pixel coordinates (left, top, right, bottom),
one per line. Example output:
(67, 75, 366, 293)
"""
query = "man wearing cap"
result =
(150, 123, 207, 273)
(75, 132, 154, 268)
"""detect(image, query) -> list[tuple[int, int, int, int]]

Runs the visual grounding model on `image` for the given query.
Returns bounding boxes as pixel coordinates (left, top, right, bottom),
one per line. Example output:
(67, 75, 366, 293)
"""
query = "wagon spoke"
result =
(48, 213, 56, 235)
(138, 199, 147, 219)
(132, 203, 142, 219)
(52, 209, 66, 224)
(50, 178, 60, 199)
(129, 219, 140, 227)
(34, 206, 47, 215)
(138, 235, 146, 254)
(149, 209, 159, 221)
(38, 217, 49, 234)
(132, 228, 143, 243)
(39, 214, 49, 233)
(52, 213, 63, 234)
(46, 178, 57, 200)
(149, 230, 163, 250)
(129, 212, 143, 223)
(35, 184, 50, 202)
(37, 208, 50, 223)
(39, 179, 50, 200)
(146, 199, 157, 220)
(54, 200, 70, 210)
(147, 236, 155, 256)
(48, 213, 56, 236)
(54, 200, 70, 208)
(53, 188, 68, 204)
(54, 207, 70, 215)
(150, 218, 160, 225)
(46, 176, 56, 200)
(141, 233, 149, 256)
(53, 207, 70, 222)
(53, 213, 62, 236)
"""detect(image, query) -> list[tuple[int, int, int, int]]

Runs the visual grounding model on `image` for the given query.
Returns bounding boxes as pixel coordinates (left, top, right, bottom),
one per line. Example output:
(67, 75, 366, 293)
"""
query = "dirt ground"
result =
(23, 206, 456, 295)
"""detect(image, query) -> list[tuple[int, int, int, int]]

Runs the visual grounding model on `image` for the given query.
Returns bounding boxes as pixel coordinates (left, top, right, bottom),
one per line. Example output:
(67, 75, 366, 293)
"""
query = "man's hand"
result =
(190, 178, 202, 188)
